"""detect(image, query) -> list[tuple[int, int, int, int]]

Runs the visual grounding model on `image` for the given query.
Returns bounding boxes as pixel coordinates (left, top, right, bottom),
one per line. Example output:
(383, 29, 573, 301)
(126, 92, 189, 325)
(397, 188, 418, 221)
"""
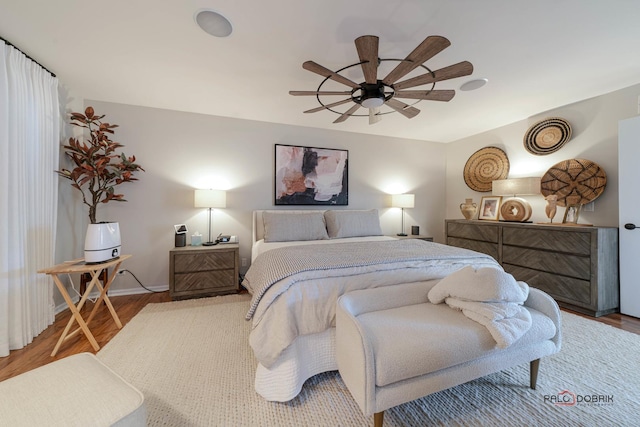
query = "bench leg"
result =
(530, 359, 540, 389)
(374, 411, 384, 427)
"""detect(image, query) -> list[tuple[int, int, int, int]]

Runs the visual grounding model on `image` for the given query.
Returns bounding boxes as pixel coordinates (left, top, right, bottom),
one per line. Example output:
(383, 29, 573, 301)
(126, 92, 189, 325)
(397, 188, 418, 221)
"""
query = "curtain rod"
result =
(1, 36, 56, 78)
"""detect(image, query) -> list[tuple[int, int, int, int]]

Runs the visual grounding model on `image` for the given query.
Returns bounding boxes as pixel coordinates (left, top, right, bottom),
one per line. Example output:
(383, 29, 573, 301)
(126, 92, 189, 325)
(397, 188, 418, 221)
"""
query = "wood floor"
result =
(1, 291, 639, 383)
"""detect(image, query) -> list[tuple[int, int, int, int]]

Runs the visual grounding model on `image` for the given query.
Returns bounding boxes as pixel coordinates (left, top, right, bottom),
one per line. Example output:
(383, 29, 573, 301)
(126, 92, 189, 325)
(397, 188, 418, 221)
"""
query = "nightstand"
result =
(393, 235, 434, 242)
(169, 244, 239, 300)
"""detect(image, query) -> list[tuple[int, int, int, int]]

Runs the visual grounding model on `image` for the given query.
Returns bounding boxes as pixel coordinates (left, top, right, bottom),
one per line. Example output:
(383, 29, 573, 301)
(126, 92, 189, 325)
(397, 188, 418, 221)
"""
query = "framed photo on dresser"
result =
(478, 196, 501, 221)
(563, 204, 581, 224)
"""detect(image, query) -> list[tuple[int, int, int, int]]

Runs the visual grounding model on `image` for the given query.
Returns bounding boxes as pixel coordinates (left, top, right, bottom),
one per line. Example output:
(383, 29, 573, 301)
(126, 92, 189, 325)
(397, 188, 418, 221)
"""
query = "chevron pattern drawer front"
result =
(169, 244, 239, 300)
(445, 220, 619, 317)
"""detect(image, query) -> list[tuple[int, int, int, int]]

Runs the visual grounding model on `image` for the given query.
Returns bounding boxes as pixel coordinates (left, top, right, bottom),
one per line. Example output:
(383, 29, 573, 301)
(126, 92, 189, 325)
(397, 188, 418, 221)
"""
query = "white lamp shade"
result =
(391, 193, 415, 208)
(492, 178, 541, 196)
(194, 189, 226, 208)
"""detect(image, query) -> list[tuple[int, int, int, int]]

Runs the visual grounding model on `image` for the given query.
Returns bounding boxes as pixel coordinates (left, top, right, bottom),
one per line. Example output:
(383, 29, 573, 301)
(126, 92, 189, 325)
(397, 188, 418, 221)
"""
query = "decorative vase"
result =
(85, 222, 121, 263)
(460, 198, 477, 220)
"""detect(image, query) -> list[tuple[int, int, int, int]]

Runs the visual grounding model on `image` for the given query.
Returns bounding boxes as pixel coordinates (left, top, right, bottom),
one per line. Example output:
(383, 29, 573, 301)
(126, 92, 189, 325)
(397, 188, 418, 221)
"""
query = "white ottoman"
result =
(0, 352, 146, 427)
(336, 281, 561, 427)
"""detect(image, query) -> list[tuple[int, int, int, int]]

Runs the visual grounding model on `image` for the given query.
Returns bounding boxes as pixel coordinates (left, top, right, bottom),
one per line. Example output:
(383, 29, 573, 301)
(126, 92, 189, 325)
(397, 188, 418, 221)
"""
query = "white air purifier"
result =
(84, 222, 121, 263)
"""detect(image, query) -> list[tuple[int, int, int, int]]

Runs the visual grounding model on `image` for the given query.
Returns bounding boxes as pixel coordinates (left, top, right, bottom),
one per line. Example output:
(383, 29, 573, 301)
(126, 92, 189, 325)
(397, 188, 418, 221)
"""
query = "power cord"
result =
(118, 269, 166, 293)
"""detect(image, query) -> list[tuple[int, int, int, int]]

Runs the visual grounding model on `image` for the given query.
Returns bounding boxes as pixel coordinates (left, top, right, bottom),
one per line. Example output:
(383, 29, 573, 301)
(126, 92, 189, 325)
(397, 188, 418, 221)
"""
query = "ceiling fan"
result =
(289, 35, 473, 124)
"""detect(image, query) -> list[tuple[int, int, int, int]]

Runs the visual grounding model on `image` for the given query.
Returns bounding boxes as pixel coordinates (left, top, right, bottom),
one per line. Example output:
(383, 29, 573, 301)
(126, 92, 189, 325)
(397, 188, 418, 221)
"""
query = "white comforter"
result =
(244, 239, 501, 368)
(428, 266, 532, 348)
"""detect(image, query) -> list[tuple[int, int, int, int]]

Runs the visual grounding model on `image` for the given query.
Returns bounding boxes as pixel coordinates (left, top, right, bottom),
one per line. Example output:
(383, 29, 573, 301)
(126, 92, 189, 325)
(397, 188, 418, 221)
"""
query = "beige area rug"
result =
(97, 294, 640, 426)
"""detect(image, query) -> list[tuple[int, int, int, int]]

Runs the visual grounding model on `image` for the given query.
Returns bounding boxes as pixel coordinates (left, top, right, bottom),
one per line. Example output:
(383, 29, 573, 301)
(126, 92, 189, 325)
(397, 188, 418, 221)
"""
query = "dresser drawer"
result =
(173, 270, 236, 293)
(503, 227, 591, 255)
(173, 250, 235, 273)
(446, 222, 499, 243)
(502, 246, 591, 280)
(504, 264, 591, 306)
(446, 237, 498, 261)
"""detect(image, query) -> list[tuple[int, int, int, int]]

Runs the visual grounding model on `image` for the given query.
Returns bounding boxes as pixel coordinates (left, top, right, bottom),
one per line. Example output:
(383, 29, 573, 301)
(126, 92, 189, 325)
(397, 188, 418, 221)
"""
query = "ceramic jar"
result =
(460, 198, 477, 220)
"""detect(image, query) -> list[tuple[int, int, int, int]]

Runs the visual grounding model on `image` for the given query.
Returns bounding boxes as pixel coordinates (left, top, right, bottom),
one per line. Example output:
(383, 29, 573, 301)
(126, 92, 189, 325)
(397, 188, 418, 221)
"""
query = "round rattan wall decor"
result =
(524, 117, 572, 155)
(540, 158, 607, 207)
(463, 146, 510, 192)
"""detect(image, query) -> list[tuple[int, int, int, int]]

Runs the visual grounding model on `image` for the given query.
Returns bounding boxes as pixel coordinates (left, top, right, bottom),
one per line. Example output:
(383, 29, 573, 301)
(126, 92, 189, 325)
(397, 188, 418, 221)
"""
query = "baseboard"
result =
(54, 284, 169, 315)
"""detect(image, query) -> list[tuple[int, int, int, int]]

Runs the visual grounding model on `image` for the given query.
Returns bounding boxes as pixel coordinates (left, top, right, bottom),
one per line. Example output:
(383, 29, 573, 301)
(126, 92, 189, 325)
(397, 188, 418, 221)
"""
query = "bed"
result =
(244, 209, 501, 402)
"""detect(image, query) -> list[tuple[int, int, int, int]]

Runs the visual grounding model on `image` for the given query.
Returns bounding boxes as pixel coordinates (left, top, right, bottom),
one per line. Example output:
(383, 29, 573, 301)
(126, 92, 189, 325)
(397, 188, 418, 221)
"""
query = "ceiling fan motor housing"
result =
(358, 82, 387, 108)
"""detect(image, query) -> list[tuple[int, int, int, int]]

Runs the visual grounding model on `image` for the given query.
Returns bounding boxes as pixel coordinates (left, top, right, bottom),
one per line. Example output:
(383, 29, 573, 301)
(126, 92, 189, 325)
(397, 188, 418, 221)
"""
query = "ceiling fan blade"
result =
(333, 103, 361, 123)
(382, 36, 451, 85)
(355, 35, 379, 85)
(369, 107, 382, 125)
(393, 89, 455, 102)
(385, 98, 420, 119)
(303, 61, 360, 89)
(289, 90, 353, 96)
(304, 98, 353, 113)
(393, 61, 474, 90)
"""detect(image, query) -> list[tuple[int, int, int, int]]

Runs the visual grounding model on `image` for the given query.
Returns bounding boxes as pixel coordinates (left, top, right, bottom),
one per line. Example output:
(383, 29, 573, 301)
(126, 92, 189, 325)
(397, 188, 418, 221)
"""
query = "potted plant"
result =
(56, 107, 144, 262)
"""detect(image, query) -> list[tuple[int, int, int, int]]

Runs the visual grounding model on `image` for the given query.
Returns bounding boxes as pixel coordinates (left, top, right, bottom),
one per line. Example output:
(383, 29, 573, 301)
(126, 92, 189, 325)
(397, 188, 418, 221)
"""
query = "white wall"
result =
(445, 83, 640, 227)
(57, 101, 447, 294)
(54, 82, 640, 300)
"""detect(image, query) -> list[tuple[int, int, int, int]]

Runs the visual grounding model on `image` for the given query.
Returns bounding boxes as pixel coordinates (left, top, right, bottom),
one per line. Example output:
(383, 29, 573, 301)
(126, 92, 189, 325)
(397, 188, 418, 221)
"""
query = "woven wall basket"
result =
(463, 147, 510, 192)
(523, 117, 572, 155)
(540, 158, 607, 207)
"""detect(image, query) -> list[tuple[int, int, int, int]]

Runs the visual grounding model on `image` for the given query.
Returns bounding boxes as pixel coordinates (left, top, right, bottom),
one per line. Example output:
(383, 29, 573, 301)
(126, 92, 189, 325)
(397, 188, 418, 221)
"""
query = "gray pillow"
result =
(263, 211, 329, 242)
(325, 209, 383, 238)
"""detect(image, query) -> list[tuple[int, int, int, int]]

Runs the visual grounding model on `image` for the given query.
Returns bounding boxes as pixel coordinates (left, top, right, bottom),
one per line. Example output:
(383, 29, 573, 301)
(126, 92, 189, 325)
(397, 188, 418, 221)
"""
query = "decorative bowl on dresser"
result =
(445, 219, 619, 317)
(169, 244, 239, 300)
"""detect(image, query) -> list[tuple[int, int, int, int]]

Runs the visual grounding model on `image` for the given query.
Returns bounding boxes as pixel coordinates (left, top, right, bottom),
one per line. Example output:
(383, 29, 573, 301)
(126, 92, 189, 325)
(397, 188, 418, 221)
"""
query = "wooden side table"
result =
(38, 255, 131, 356)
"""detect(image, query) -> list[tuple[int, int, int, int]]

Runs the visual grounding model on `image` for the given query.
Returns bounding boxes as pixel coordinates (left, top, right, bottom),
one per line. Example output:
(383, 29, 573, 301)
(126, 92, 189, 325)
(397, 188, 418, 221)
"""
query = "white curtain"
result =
(0, 41, 60, 357)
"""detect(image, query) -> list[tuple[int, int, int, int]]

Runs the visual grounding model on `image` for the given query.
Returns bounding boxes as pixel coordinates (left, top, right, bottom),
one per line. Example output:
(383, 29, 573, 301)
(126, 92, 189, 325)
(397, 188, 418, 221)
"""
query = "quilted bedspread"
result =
(243, 239, 501, 367)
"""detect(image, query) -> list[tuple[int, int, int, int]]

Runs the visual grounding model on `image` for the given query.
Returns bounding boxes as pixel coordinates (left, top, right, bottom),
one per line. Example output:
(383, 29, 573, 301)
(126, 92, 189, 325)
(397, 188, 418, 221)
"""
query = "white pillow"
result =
(263, 211, 329, 242)
(325, 209, 383, 238)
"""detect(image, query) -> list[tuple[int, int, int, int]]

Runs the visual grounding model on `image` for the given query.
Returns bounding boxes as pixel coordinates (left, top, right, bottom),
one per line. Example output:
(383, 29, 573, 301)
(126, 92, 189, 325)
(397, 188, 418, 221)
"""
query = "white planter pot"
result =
(85, 222, 121, 263)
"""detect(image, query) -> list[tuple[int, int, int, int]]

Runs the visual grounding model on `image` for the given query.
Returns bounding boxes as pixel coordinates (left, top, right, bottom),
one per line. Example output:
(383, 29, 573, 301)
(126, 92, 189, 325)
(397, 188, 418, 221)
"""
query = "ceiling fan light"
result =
(361, 97, 384, 108)
(195, 10, 233, 38)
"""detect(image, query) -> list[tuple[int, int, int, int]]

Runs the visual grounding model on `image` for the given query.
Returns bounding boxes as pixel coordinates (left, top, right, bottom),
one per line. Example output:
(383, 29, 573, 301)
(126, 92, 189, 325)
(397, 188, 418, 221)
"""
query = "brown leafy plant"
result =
(56, 107, 144, 224)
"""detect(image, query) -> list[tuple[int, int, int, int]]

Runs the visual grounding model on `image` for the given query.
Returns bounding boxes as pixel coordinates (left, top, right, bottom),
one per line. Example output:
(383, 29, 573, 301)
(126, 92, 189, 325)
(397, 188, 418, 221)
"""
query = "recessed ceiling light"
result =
(460, 78, 488, 91)
(195, 10, 233, 38)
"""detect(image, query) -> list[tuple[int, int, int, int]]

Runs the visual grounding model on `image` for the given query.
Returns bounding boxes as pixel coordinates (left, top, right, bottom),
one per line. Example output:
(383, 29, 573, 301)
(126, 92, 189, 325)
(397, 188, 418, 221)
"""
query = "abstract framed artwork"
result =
(275, 144, 348, 205)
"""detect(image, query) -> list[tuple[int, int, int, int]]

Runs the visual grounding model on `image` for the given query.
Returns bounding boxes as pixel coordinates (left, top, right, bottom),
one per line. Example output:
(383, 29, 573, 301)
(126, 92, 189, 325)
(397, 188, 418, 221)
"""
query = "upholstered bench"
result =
(0, 352, 146, 426)
(336, 280, 561, 427)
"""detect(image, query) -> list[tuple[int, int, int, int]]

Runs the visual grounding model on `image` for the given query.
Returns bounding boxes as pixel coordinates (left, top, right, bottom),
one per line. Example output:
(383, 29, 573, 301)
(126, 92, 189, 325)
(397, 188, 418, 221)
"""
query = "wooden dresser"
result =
(169, 244, 239, 300)
(445, 219, 619, 317)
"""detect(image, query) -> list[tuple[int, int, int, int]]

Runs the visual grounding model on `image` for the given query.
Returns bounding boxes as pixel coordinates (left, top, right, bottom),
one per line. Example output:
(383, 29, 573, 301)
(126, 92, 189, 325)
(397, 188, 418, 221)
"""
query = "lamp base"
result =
(499, 197, 532, 222)
(397, 233, 408, 236)
(202, 241, 218, 246)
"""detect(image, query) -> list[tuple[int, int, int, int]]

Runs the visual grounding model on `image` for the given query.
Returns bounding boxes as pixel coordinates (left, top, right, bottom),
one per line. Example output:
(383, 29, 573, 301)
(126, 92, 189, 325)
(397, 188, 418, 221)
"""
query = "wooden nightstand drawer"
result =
(173, 270, 236, 293)
(174, 251, 235, 273)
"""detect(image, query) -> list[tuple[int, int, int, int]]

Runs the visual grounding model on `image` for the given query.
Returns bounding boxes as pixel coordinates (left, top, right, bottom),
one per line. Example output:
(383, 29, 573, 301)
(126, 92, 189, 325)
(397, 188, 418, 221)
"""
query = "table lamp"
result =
(391, 193, 415, 236)
(492, 178, 540, 222)
(194, 189, 226, 245)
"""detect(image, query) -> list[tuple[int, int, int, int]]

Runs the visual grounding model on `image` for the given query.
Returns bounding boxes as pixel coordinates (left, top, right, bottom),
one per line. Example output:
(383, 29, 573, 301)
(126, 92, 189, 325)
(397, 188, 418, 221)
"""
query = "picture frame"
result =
(562, 204, 581, 224)
(478, 196, 502, 221)
(274, 144, 348, 205)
